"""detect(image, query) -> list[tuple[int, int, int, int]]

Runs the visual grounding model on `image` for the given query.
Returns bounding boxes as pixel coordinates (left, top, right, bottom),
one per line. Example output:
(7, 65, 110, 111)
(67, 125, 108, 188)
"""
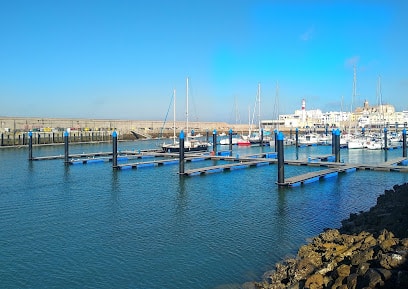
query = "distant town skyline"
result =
(1, 1, 407, 123)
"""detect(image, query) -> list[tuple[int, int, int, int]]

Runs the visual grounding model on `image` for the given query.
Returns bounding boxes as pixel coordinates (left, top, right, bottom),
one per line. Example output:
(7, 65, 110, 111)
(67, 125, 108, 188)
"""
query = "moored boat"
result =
(298, 133, 319, 146)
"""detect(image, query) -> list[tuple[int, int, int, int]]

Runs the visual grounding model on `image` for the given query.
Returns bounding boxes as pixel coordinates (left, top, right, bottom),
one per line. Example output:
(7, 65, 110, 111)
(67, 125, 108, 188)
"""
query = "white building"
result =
(261, 98, 407, 130)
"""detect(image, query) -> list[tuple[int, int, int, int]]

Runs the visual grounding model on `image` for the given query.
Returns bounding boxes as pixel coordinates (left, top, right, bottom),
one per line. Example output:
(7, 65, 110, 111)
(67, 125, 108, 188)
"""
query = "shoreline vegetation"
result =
(243, 183, 408, 289)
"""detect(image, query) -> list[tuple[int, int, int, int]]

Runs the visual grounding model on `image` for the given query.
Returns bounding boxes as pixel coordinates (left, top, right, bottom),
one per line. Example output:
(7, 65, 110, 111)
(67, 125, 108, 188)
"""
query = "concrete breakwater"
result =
(0, 116, 247, 146)
(0, 116, 246, 135)
(246, 183, 408, 289)
(0, 116, 326, 147)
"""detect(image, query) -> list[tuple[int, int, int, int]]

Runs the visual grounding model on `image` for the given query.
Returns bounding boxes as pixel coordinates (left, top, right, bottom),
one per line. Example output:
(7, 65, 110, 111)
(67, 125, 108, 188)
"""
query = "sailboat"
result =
(162, 78, 210, 153)
(249, 82, 264, 145)
(366, 75, 386, 150)
(237, 105, 251, 146)
(347, 65, 367, 149)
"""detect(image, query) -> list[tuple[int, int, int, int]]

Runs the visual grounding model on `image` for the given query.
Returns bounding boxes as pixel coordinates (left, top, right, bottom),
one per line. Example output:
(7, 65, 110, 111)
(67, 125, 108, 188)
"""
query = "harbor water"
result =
(1, 140, 408, 288)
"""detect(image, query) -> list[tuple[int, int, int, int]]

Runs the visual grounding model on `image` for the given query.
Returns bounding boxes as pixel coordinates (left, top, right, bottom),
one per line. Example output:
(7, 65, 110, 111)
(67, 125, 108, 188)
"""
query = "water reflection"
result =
(175, 175, 188, 217)
(110, 170, 120, 203)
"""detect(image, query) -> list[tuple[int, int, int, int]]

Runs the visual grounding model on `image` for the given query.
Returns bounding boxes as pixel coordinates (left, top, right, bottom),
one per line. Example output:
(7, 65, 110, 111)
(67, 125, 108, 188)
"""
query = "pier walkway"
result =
(278, 165, 358, 187)
(116, 155, 214, 170)
(183, 159, 276, 176)
(31, 149, 166, 162)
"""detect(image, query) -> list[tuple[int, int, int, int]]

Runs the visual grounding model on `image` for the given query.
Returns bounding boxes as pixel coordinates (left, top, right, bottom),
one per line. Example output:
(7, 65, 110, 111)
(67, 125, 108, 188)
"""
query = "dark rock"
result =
(334, 264, 351, 278)
(304, 273, 323, 289)
(379, 252, 406, 269)
(356, 262, 370, 276)
(346, 273, 359, 289)
(396, 270, 408, 288)
(247, 183, 408, 289)
(351, 248, 374, 266)
(362, 268, 384, 288)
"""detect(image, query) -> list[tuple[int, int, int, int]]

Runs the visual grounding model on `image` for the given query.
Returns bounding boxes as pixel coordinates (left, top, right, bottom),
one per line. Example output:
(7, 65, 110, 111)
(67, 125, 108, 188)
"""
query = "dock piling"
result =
(274, 129, 278, 152)
(277, 132, 285, 186)
(212, 129, 217, 154)
(179, 130, 185, 174)
(384, 127, 388, 150)
(260, 128, 264, 147)
(331, 129, 335, 155)
(228, 128, 233, 156)
(64, 131, 69, 164)
(335, 129, 340, 162)
(112, 131, 118, 169)
(28, 131, 33, 161)
(295, 128, 299, 147)
(403, 129, 407, 158)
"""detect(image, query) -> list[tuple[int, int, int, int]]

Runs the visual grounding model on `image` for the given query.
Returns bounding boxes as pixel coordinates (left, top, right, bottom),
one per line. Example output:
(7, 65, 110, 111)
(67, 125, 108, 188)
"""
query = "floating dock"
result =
(183, 159, 276, 176)
(278, 165, 358, 187)
(116, 155, 213, 170)
(32, 151, 114, 161)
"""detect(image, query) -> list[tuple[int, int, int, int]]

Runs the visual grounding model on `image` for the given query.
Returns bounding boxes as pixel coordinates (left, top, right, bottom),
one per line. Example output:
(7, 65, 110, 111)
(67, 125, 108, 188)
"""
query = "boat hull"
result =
(162, 144, 208, 153)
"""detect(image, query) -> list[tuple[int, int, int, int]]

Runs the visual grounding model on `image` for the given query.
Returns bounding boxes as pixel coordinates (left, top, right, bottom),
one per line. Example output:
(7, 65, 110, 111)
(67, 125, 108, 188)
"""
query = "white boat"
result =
(237, 140, 251, 146)
(365, 140, 382, 150)
(389, 132, 402, 146)
(298, 133, 319, 145)
(248, 131, 271, 145)
(219, 137, 240, 145)
(318, 134, 331, 145)
(347, 137, 366, 149)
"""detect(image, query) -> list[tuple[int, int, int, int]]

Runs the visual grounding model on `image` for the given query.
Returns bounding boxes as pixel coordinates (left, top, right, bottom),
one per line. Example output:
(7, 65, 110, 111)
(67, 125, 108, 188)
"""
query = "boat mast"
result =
(173, 88, 176, 144)
(257, 82, 261, 131)
(275, 81, 279, 130)
(378, 75, 384, 128)
(248, 105, 251, 137)
(349, 65, 357, 133)
(186, 77, 189, 140)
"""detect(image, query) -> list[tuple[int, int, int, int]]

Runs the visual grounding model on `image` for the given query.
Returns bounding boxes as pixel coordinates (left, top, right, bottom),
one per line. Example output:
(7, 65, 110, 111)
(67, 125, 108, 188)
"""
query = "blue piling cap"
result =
(332, 129, 335, 134)
(28, 131, 32, 137)
(274, 129, 278, 133)
(335, 129, 340, 136)
(213, 129, 217, 134)
(180, 130, 185, 139)
(403, 128, 406, 135)
(277, 132, 284, 141)
(362, 127, 365, 131)
(384, 127, 388, 132)
(64, 131, 69, 137)
(295, 127, 298, 132)
(112, 131, 117, 137)
(229, 128, 232, 134)
(191, 129, 194, 134)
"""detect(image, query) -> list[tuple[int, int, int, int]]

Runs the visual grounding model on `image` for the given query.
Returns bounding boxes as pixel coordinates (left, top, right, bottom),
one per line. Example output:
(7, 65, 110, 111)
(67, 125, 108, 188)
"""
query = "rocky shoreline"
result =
(244, 182, 408, 289)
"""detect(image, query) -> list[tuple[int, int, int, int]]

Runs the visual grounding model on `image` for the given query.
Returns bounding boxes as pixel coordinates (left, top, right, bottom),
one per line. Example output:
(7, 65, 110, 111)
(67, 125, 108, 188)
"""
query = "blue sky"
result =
(1, 0, 407, 123)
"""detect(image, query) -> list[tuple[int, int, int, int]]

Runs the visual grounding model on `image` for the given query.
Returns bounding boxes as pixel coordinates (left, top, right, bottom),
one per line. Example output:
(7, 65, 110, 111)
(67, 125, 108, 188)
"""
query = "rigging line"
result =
(250, 91, 257, 131)
(159, 93, 175, 139)
(188, 79, 200, 122)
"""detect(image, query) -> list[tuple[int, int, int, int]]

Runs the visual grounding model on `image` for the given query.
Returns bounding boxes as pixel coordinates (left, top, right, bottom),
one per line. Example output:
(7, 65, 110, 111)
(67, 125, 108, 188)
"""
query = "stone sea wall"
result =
(244, 183, 408, 289)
